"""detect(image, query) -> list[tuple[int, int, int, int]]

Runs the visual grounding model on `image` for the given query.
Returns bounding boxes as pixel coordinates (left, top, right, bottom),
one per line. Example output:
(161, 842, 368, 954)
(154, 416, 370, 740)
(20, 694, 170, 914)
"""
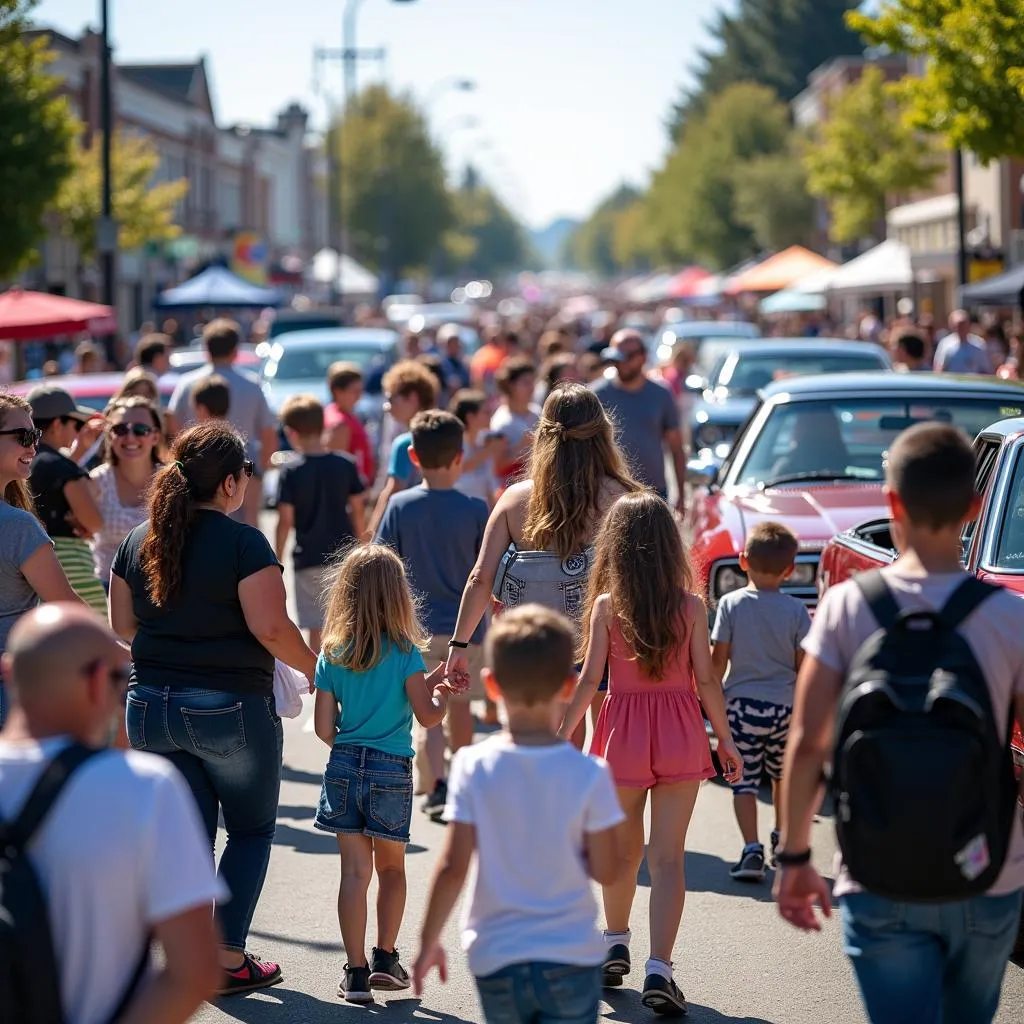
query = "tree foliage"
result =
(733, 148, 816, 252)
(562, 186, 650, 275)
(55, 129, 188, 261)
(802, 66, 944, 244)
(670, 0, 862, 137)
(849, 0, 1024, 164)
(0, 0, 75, 279)
(443, 169, 531, 277)
(338, 85, 452, 277)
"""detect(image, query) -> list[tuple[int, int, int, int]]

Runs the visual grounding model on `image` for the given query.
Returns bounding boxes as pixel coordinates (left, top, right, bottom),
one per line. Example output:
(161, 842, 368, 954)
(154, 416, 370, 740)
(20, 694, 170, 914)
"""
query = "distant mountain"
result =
(529, 217, 580, 268)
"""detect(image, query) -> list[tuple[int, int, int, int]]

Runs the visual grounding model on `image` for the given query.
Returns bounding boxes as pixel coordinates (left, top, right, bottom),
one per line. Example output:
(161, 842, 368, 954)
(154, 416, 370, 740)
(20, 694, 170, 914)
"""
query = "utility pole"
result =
(955, 148, 969, 289)
(98, 0, 116, 310)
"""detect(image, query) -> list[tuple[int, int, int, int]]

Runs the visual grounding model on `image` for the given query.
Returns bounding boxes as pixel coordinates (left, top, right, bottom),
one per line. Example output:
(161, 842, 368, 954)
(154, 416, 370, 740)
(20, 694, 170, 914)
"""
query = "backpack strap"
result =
(0, 744, 100, 853)
(939, 576, 1001, 631)
(854, 570, 901, 630)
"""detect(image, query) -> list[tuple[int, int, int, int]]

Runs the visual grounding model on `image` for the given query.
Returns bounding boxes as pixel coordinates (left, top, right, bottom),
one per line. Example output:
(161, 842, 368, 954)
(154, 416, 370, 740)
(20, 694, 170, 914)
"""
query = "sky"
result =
(34, 0, 725, 229)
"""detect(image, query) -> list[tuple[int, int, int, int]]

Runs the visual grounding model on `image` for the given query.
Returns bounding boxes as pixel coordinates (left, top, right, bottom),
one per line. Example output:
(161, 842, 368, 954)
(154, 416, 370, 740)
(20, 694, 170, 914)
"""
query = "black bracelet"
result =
(448, 639, 469, 649)
(775, 848, 812, 867)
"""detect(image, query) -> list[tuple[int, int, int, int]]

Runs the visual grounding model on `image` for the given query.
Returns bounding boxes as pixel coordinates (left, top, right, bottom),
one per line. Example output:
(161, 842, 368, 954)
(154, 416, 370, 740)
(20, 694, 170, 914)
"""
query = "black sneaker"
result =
(603, 943, 630, 988)
(339, 963, 372, 1004)
(770, 830, 781, 868)
(730, 843, 766, 882)
(642, 973, 688, 1016)
(421, 780, 447, 822)
(369, 947, 411, 991)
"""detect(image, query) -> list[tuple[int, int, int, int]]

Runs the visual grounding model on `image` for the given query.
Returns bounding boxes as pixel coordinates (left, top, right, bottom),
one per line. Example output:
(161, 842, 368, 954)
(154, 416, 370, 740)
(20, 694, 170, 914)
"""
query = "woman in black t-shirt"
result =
(109, 421, 316, 996)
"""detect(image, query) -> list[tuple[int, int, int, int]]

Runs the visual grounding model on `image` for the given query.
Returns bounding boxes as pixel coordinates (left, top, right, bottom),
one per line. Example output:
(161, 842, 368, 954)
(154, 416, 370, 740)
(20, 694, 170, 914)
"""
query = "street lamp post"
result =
(98, 0, 117, 314)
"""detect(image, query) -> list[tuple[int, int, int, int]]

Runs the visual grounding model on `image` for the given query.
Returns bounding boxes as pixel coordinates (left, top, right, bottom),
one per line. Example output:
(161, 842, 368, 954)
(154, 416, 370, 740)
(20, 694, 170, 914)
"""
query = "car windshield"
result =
(269, 316, 342, 338)
(993, 449, 1024, 570)
(732, 395, 1024, 488)
(265, 345, 387, 381)
(712, 353, 886, 396)
(694, 339, 741, 376)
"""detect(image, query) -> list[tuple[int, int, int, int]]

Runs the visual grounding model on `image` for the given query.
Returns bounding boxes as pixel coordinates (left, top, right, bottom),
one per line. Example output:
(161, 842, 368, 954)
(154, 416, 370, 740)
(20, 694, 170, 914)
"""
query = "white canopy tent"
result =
(825, 239, 917, 296)
(311, 248, 380, 296)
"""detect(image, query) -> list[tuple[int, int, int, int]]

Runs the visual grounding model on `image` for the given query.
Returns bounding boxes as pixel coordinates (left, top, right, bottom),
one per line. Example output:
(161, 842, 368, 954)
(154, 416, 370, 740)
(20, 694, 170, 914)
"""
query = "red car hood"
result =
(731, 484, 888, 547)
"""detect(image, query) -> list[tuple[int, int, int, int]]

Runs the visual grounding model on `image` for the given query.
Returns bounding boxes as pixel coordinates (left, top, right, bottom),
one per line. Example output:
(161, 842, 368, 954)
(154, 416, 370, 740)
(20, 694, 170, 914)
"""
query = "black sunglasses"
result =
(111, 422, 156, 439)
(0, 427, 43, 448)
(241, 459, 255, 478)
(61, 416, 84, 432)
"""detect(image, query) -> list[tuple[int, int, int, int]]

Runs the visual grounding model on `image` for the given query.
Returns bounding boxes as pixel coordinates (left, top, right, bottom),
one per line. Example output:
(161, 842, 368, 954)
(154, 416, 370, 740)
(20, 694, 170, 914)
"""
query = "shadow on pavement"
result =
(280, 764, 324, 787)
(271, 822, 429, 856)
(248, 928, 339, 953)
(602, 989, 774, 1023)
(631, 848, 778, 904)
(208, 989, 478, 1022)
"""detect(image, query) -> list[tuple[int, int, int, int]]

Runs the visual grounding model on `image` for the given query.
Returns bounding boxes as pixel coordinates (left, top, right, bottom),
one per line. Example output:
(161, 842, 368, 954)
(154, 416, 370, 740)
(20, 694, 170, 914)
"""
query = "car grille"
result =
(709, 553, 820, 609)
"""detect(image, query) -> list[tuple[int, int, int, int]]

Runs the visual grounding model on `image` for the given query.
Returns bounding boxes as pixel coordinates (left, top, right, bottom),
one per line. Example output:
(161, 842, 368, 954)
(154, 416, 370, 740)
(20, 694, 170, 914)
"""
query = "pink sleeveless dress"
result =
(590, 614, 716, 789)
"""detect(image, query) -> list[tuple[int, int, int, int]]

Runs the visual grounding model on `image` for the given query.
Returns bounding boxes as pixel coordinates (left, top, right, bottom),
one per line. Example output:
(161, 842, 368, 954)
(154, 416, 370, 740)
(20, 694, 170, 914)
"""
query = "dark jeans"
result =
(840, 889, 1023, 1024)
(126, 685, 283, 952)
(475, 962, 602, 1024)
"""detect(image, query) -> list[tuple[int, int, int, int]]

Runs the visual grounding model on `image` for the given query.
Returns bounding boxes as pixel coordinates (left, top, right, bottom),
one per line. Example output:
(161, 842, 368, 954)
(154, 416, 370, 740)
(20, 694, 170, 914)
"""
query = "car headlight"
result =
(788, 562, 817, 587)
(713, 564, 748, 599)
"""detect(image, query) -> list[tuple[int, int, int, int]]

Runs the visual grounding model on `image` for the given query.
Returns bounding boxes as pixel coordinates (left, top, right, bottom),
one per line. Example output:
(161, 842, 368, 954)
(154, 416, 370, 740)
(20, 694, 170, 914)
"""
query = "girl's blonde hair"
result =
(0, 391, 38, 515)
(322, 544, 425, 671)
(523, 383, 640, 559)
(580, 491, 696, 680)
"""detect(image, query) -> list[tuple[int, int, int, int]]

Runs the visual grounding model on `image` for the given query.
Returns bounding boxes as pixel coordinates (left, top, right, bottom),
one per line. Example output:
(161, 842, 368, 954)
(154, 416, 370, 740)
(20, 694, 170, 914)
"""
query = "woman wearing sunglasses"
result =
(0, 393, 81, 721)
(109, 420, 317, 996)
(88, 397, 163, 594)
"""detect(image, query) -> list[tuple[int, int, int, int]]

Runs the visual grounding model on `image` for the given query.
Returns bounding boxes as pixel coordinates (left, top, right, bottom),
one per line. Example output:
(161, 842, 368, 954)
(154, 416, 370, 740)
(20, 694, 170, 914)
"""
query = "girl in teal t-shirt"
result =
(312, 543, 454, 1003)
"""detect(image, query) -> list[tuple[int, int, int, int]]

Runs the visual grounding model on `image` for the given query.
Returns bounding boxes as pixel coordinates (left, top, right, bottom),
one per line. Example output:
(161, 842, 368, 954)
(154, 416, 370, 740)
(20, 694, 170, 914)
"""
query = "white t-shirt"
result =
(804, 568, 1024, 898)
(490, 404, 541, 450)
(455, 438, 495, 505)
(0, 738, 226, 1024)
(443, 734, 625, 978)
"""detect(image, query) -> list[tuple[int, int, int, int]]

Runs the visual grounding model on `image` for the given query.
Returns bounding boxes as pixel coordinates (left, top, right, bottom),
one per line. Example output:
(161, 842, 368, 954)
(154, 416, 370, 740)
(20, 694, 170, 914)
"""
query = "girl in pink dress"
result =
(561, 491, 742, 1017)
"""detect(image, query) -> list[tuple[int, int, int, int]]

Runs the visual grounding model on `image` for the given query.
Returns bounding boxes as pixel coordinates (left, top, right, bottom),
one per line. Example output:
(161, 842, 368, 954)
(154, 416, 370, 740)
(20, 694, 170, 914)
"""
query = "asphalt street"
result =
(189, 516, 1024, 1023)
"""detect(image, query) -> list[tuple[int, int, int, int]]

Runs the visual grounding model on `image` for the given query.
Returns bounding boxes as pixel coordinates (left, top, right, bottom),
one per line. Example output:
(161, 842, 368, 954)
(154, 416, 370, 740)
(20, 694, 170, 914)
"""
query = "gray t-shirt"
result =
(933, 334, 992, 374)
(712, 587, 811, 705)
(168, 362, 276, 461)
(592, 377, 678, 492)
(804, 567, 1024, 897)
(0, 502, 51, 652)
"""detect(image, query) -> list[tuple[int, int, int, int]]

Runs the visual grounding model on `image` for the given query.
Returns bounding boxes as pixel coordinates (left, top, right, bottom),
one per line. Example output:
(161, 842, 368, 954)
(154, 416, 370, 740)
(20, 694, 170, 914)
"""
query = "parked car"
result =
(8, 372, 179, 412)
(817, 415, 1024, 960)
(686, 372, 1024, 613)
(267, 310, 343, 339)
(168, 344, 262, 374)
(655, 319, 761, 376)
(691, 338, 892, 456)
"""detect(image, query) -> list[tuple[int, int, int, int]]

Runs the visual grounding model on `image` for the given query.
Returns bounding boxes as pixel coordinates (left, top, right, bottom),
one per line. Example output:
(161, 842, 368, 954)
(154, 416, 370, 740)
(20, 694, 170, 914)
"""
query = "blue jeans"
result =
(840, 889, 1023, 1024)
(314, 743, 414, 843)
(126, 685, 284, 952)
(475, 962, 602, 1024)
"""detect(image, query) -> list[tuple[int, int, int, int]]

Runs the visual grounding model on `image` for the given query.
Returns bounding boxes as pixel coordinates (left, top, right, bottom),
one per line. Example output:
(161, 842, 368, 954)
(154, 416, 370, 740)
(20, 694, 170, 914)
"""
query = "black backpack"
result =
(0, 744, 149, 1023)
(832, 571, 1018, 902)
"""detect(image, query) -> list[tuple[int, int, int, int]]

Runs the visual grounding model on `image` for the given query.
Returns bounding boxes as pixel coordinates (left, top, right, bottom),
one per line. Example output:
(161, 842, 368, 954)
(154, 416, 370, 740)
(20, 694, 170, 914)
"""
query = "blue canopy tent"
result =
(960, 263, 1024, 309)
(154, 266, 284, 309)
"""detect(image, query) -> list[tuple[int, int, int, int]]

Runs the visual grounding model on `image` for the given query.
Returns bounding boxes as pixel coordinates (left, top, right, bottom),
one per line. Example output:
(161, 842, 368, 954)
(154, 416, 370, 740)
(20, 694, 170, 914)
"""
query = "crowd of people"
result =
(1, 299, 1024, 1024)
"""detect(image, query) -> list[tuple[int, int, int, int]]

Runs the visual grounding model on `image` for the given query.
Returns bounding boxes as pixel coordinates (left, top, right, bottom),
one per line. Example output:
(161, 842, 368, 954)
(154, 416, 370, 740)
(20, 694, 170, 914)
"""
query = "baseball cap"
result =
(26, 385, 94, 423)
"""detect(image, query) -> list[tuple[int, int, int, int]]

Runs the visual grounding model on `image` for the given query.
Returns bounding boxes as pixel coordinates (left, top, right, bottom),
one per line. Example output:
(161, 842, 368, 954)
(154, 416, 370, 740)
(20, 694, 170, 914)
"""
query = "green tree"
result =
(849, 0, 1024, 163)
(802, 66, 943, 244)
(733, 147, 816, 251)
(670, 0, 862, 137)
(649, 83, 793, 268)
(562, 185, 646, 275)
(55, 129, 188, 261)
(0, 0, 75, 279)
(338, 85, 452, 277)
(444, 168, 531, 277)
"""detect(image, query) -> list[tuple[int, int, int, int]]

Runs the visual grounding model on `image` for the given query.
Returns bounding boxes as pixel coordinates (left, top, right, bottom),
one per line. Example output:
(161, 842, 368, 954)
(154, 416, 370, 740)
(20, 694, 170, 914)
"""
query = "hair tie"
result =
(173, 461, 186, 473)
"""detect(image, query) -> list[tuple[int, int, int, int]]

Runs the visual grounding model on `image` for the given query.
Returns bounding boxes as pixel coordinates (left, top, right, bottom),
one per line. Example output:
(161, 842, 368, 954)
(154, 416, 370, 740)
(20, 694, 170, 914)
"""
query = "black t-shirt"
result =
(276, 452, 366, 570)
(112, 510, 280, 694)
(30, 444, 88, 538)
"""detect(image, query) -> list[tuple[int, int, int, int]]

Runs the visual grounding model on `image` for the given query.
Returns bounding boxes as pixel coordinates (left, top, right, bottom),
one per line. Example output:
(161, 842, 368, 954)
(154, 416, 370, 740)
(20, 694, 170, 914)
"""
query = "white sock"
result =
(604, 929, 630, 948)
(645, 957, 673, 981)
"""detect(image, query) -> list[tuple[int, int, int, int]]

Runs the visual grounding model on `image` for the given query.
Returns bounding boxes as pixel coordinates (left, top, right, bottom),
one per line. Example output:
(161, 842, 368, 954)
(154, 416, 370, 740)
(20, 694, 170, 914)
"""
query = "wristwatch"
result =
(775, 848, 812, 867)
(448, 639, 469, 649)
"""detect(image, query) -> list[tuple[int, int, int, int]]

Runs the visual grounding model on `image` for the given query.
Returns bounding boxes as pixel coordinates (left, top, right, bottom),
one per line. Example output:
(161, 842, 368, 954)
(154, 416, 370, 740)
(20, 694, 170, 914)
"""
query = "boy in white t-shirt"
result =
(413, 604, 625, 1023)
(449, 388, 501, 507)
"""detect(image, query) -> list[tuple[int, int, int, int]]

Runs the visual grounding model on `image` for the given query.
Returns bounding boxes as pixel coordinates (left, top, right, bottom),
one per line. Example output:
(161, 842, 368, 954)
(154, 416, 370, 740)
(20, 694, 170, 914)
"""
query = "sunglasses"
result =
(61, 416, 85, 432)
(242, 459, 255, 478)
(111, 422, 156, 439)
(0, 427, 43, 448)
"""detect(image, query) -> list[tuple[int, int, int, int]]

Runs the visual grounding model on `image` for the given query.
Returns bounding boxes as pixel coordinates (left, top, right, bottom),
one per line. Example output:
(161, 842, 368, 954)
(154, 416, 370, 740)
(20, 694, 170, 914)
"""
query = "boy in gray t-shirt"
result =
(711, 521, 811, 882)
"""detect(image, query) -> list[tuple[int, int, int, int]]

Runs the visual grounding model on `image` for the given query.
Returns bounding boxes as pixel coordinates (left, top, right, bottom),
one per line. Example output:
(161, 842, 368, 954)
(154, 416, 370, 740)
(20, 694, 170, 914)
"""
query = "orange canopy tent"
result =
(725, 247, 837, 295)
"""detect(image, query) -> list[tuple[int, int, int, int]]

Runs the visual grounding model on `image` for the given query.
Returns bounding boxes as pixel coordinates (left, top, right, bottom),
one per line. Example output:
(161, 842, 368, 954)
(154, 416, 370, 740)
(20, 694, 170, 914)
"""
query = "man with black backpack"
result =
(775, 423, 1024, 1024)
(0, 604, 223, 1023)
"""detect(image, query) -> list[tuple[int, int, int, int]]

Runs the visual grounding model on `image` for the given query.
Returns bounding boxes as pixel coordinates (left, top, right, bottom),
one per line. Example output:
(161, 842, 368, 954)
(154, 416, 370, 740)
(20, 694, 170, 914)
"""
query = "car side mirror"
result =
(687, 456, 720, 489)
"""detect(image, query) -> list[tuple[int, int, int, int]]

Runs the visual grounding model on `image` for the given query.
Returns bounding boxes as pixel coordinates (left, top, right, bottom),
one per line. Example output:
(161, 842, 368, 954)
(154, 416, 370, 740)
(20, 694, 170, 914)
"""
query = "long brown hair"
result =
(322, 544, 425, 671)
(0, 392, 37, 514)
(140, 422, 246, 606)
(523, 383, 639, 559)
(581, 491, 696, 680)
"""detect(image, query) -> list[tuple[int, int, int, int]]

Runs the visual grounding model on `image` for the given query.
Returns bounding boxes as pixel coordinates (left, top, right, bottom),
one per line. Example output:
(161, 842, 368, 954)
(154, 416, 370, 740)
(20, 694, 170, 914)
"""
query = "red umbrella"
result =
(668, 267, 712, 300)
(0, 289, 117, 341)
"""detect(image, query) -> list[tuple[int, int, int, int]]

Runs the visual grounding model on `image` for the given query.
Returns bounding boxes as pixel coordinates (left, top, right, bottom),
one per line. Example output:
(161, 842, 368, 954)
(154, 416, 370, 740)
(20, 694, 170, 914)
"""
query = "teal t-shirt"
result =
(314, 640, 427, 757)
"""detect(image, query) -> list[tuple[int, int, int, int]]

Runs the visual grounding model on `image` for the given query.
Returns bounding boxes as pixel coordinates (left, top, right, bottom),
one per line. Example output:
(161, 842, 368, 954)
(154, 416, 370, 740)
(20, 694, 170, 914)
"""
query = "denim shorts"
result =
(575, 660, 609, 694)
(475, 961, 602, 1024)
(314, 743, 414, 843)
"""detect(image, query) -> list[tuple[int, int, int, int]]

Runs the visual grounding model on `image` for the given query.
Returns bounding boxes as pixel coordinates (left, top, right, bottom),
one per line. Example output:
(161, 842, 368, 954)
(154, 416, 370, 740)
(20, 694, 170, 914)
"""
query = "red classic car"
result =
(819, 416, 1024, 959)
(686, 372, 1024, 613)
(7, 372, 179, 411)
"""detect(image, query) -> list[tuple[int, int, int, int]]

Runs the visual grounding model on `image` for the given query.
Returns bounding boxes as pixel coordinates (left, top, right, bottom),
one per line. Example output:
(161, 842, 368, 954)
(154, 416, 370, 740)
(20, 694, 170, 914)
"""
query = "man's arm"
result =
(664, 426, 687, 515)
(275, 503, 294, 562)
